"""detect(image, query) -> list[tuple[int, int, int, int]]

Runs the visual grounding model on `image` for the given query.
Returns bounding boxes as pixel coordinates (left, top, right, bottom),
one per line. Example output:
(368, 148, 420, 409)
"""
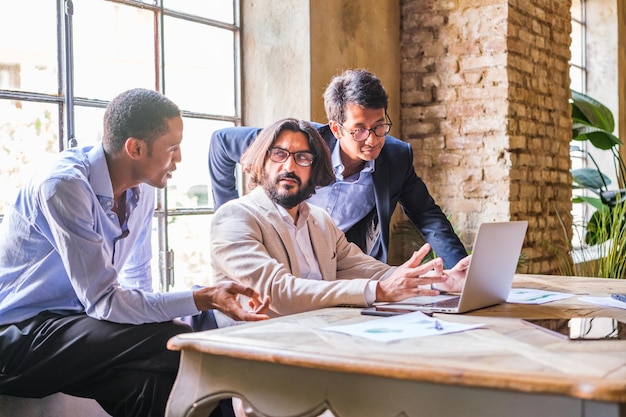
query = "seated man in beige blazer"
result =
(210, 117, 471, 417)
(210, 118, 471, 318)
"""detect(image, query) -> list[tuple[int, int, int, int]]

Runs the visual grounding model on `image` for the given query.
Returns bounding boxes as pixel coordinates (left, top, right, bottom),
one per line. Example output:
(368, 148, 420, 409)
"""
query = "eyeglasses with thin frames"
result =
(338, 112, 393, 142)
(267, 147, 315, 167)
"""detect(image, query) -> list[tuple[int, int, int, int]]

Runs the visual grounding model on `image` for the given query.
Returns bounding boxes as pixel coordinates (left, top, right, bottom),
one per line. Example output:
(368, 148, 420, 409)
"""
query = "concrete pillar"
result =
(241, 0, 401, 132)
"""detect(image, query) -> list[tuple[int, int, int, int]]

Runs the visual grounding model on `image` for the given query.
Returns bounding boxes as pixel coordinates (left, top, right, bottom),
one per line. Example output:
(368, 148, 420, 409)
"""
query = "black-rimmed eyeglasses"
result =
(338, 113, 393, 142)
(267, 147, 315, 167)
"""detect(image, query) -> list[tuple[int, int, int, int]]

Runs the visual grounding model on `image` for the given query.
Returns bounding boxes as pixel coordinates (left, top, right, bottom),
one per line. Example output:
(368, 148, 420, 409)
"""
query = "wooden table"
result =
(165, 274, 626, 417)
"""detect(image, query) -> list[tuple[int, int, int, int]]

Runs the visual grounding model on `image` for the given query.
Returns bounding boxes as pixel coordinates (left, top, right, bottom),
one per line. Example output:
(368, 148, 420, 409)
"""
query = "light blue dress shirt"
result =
(307, 141, 376, 232)
(0, 145, 197, 326)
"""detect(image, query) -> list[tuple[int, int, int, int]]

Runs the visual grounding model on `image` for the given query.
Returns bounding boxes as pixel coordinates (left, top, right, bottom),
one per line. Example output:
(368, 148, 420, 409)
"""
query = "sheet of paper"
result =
(579, 296, 626, 310)
(507, 288, 574, 304)
(322, 312, 484, 343)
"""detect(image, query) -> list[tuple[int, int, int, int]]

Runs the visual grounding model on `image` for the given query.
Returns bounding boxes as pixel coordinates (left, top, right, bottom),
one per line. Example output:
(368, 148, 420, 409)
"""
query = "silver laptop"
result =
(367, 221, 528, 315)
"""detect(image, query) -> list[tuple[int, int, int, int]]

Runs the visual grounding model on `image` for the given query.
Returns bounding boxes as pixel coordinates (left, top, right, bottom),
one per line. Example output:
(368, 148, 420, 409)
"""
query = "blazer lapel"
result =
(372, 156, 389, 227)
(249, 188, 301, 276)
(307, 214, 337, 281)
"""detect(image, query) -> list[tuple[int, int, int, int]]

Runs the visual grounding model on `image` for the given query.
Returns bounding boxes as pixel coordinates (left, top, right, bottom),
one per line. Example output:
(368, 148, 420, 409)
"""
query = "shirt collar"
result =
(87, 144, 141, 206)
(276, 201, 310, 229)
(87, 144, 114, 199)
(331, 141, 375, 179)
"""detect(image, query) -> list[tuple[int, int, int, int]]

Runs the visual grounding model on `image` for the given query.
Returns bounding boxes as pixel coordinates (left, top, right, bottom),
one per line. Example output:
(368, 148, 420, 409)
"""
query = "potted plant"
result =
(565, 90, 626, 278)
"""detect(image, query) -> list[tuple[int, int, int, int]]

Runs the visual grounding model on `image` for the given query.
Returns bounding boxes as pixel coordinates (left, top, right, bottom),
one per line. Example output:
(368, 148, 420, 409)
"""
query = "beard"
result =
(263, 172, 316, 209)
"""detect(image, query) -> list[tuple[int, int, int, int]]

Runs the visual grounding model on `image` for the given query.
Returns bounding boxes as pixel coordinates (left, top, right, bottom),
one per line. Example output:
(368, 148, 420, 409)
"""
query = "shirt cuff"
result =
(213, 309, 242, 328)
(365, 280, 377, 305)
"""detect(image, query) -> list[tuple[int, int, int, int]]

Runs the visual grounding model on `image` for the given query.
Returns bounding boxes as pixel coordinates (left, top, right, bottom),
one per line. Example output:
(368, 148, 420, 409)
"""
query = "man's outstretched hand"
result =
(375, 244, 473, 302)
(193, 282, 270, 321)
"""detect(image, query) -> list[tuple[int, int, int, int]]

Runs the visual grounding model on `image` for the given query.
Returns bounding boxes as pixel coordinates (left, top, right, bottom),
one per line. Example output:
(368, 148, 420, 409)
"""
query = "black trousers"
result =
(0, 311, 193, 417)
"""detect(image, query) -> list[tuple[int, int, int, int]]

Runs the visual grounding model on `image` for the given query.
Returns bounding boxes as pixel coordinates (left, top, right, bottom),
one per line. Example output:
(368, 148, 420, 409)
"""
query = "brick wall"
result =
(400, 0, 573, 273)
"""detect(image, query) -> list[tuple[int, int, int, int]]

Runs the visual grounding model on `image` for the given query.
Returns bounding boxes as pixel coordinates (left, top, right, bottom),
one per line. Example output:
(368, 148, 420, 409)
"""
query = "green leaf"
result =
(572, 123, 622, 150)
(571, 167, 611, 190)
(571, 90, 615, 132)
(573, 195, 604, 211)
(575, 131, 621, 150)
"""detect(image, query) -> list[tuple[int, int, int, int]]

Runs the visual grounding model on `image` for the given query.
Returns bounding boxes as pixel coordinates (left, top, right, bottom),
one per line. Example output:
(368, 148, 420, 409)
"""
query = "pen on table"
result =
(611, 294, 626, 304)
(434, 320, 443, 331)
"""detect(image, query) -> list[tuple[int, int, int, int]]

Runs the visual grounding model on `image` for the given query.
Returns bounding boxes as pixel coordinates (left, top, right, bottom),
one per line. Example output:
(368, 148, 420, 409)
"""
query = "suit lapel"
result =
(250, 188, 301, 276)
(307, 214, 337, 281)
(372, 154, 389, 225)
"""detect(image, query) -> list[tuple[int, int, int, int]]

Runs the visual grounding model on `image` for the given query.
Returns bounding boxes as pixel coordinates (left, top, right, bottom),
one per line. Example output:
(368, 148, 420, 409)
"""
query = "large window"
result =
(570, 0, 586, 93)
(0, 0, 240, 291)
(570, 0, 587, 248)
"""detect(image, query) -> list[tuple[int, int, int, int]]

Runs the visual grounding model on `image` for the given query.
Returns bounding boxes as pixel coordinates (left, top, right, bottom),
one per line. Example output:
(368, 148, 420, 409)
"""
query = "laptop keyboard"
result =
(427, 297, 460, 308)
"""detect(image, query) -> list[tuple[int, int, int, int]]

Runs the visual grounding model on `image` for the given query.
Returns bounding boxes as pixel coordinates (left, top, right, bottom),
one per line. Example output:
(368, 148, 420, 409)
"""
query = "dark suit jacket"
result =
(208, 123, 468, 268)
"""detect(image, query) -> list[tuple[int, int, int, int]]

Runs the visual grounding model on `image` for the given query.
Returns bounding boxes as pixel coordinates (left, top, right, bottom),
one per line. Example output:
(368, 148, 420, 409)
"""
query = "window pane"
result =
(571, 0, 583, 22)
(570, 21, 583, 67)
(0, 101, 60, 212)
(74, 106, 106, 147)
(73, 0, 156, 100)
(570, 66, 584, 92)
(163, 215, 214, 290)
(163, 17, 236, 115)
(0, 2, 58, 94)
(163, 0, 235, 24)
(167, 117, 234, 209)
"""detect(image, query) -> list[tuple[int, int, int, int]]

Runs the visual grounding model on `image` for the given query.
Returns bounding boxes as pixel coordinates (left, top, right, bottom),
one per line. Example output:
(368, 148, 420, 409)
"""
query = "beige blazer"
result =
(211, 187, 395, 316)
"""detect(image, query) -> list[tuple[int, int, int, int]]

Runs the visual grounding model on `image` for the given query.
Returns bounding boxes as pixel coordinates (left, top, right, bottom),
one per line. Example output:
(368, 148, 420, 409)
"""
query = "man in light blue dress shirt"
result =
(0, 88, 268, 417)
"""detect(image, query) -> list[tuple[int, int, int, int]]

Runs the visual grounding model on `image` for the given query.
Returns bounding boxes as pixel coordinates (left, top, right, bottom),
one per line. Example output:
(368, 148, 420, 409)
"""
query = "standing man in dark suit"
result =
(209, 68, 467, 269)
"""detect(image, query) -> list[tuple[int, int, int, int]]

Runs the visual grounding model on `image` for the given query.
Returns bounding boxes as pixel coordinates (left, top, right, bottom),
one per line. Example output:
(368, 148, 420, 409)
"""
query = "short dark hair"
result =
(102, 88, 180, 153)
(323, 68, 389, 124)
(241, 118, 335, 190)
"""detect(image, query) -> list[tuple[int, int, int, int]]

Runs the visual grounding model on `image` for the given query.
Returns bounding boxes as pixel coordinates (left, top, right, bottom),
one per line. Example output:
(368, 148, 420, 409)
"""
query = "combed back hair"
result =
(240, 118, 335, 189)
(323, 68, 388, 124)
(102, 88, 181, 153)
